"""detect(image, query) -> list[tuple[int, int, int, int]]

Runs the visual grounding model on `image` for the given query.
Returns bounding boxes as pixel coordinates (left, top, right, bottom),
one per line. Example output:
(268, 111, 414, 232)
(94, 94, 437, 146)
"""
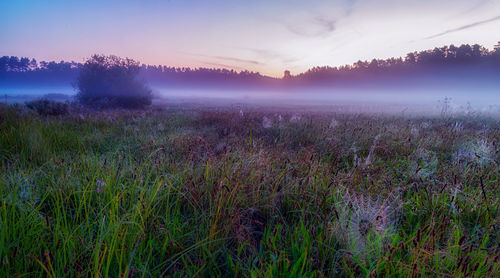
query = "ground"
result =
(0, 104, 499, 277)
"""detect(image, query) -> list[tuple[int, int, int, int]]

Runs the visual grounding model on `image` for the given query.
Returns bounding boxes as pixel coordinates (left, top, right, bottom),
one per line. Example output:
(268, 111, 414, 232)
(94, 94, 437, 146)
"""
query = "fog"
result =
(0, 85, 73, 103)
(1, 84, 499, 116)
(151, 85, 500, 115)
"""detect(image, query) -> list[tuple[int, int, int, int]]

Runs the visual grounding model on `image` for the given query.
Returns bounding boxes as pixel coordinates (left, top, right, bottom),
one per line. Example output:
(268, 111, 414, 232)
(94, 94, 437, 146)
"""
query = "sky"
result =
(1, 0, 499, 77)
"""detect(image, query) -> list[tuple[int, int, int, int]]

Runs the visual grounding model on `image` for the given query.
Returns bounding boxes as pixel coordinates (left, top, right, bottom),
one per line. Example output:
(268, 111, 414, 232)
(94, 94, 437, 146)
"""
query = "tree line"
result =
(293, 43, 500, 82)
(0, 56, 81, 72)
(1, 43, 499, 84)
(0, 56, 267, 81)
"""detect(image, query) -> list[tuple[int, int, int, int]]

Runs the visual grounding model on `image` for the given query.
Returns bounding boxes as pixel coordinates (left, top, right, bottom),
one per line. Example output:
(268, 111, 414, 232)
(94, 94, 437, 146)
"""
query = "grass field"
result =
(0, 104, 499, 277)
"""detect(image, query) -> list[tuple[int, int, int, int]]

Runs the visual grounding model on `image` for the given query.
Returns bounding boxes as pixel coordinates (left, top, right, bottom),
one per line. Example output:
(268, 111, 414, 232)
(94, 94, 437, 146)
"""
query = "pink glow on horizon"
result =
(0, 0, 499, 77)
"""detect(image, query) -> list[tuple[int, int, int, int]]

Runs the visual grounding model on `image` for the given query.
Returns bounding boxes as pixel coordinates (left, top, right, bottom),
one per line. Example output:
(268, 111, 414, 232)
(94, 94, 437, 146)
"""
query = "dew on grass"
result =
(262, 116, 273, 128)
(453, 139, 494, 167)
(290, 114, 301, 123)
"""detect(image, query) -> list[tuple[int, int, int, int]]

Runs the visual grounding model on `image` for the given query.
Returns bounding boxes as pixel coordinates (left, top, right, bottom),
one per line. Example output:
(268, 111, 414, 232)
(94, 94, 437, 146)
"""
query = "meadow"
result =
(0, 104, 498, 277)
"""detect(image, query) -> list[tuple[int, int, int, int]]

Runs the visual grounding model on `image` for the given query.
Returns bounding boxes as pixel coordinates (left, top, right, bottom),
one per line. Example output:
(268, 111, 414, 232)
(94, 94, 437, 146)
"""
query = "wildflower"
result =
(96, 179, 106, 193)
(96, 179, 106, 187)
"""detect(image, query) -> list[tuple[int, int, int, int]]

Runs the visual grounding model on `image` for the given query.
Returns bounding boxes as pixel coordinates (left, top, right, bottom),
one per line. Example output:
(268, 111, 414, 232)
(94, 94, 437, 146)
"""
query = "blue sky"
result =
(1, 0, 499, 76)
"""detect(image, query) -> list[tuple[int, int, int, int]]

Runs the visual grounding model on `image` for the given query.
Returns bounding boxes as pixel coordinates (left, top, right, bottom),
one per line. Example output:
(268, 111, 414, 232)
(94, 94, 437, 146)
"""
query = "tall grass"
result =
(0, 106, 498, 276)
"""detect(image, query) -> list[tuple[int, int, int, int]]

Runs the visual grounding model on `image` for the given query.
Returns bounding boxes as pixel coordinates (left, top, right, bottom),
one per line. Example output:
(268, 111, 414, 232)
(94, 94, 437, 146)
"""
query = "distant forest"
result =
(1, 43, 500, 89)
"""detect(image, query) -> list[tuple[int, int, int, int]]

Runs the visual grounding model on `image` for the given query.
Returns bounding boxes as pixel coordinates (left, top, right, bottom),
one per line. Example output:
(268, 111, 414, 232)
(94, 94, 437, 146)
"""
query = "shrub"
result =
(25, 99, 69, 116)
(76, 55, 152, 109)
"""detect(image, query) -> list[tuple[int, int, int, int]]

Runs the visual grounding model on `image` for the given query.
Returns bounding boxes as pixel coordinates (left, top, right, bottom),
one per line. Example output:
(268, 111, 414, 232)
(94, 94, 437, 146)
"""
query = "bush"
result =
(76, 55, 152, 109)
(25, 99, 69, 116)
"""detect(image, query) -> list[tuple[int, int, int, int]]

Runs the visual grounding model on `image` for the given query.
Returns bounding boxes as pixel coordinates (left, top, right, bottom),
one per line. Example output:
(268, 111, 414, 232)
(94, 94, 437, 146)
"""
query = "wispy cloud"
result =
(345, 0, 358, 16)
(238, 48, 299, 64)
(315, 16, 336, 32)
(183, 52, 264, 66)
(287, 15, 336, 37)
(211, 55, 263, 65)
(201, 61, 245, 70)
(461, 0, 491, 15)
(424, 15, 500, 39)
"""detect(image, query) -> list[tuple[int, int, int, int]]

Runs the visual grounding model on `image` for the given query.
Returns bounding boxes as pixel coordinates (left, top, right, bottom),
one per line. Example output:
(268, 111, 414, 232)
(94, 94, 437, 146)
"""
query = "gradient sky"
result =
(1, 0, 499, 77)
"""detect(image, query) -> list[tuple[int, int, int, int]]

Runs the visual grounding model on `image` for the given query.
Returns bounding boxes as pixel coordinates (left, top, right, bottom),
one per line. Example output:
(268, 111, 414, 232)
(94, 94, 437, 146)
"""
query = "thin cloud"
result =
(244, 48, 280, 59)
(238, 47, 299, 64)
(287, 16, 336, 37)
(345, 0, 358, 16)
(315, 16, 336, 32)
(201, 61, 246, 71)
(211, 55, 263, 65)
(425, 15, 500, 39)
(462, 0, 490, 15)
(184, 52, 264, 66)
(178, 51, 265, 68)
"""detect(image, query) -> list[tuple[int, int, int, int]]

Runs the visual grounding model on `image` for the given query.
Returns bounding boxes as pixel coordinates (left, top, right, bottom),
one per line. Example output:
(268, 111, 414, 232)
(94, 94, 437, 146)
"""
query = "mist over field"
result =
(1, 0, 499, 276)
(151, 86, 499, 113)
(2, 43, 500, 114)
(2, 84, 498, 116)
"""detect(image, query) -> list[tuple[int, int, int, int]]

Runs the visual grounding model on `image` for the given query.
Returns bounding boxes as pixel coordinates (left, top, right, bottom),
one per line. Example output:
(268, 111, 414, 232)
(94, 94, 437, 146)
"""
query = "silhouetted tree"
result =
(0, 56, 8, 72)
(76, 55, 152, 109)
(2, 42, 500, 87)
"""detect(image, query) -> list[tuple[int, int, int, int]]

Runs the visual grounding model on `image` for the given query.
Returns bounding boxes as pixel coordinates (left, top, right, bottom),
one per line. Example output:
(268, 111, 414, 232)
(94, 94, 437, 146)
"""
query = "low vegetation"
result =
(25, 99, 69, 116)
(0, 105, 498, 277)
(75, 55, 152, 109)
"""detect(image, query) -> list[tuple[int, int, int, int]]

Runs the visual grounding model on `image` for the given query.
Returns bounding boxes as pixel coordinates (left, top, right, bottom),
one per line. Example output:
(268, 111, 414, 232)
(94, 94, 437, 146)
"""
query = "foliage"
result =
(293, 43, 500, 81)
(2, 43, 500, 82)
(24, 99, 69, 116)
(75, 55, 152, 109)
